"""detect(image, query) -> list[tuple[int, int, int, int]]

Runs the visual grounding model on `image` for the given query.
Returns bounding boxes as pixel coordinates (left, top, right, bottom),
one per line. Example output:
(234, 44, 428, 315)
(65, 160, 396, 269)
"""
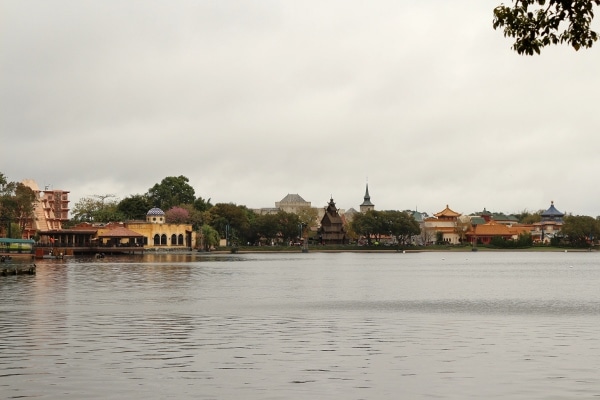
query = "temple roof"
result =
(434, 205, 461, 218)
(541, 201, 564, 217)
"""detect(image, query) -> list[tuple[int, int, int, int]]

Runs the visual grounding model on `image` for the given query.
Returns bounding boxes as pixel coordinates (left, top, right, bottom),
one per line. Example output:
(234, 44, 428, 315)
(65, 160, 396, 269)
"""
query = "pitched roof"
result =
(278, 193, 307, 203)
(472, 221, 511, 236)
(470, 216, 486, 225)
(509, 224, 534, 236)
(434, 205, 461, 218)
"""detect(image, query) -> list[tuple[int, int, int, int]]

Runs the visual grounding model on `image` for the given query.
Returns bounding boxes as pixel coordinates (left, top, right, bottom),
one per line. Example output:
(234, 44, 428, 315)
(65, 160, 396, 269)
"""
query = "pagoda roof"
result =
(541, 201, 564, 217)
(434, 205, 461, 218)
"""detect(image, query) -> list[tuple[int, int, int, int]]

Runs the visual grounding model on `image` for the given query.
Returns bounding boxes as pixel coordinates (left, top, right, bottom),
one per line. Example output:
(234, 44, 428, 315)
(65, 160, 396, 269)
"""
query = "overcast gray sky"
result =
(2, 1, 599, 217)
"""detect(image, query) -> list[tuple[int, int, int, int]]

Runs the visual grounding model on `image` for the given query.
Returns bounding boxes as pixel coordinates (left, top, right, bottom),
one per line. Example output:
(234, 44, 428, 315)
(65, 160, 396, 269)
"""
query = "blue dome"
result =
(147, 207, 165, 216)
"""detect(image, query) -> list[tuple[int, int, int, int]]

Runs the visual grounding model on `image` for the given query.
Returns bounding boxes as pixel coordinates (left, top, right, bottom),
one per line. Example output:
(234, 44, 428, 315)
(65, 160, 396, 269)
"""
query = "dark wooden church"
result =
(319, 197, 346, 245)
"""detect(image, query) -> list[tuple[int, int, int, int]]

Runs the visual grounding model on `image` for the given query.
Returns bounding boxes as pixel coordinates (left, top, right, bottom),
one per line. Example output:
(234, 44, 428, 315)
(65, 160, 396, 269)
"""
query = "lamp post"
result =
(299, 222, 308, 253)
(225, 223, 230, 247)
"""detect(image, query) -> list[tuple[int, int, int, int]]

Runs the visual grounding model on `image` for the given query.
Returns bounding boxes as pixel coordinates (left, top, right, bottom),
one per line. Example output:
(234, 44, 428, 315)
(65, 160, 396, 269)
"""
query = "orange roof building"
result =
(466, 221, 535, 245)
(423, 205, 462, 244)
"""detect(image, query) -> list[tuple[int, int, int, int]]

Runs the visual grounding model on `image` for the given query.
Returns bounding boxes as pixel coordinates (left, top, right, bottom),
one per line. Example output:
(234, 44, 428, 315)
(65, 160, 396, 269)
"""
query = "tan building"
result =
(422, 205, 462, 244)
(124, 208, 195, 249)
(275, 194, 312, 214)
(21, 179, 70, 239)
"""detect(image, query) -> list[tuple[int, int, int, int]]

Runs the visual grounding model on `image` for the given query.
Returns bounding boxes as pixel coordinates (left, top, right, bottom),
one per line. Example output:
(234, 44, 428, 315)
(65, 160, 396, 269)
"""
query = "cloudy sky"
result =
(2, 1, 600, 217)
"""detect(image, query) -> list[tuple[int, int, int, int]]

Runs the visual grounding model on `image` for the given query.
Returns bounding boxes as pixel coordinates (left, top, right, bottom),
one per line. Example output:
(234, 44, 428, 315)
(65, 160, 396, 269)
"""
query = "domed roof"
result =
(147, 207, 165, 216)
(542, 201, 563, 217)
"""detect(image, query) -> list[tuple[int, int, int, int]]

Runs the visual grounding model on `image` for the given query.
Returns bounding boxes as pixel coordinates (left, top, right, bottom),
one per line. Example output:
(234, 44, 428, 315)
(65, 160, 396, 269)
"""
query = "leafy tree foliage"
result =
(146, 176, 195, 210)
(561, 215, 600, 247)
(350, 210, 381, 245)
(200, 224, 220, 251)
(13, 184, 37, 232)
(208, 203, 254, 245)
(455, 216, 472, 244)
(385, 210, 421, 245)
(71, 195, 123, 223)
(514, 209, 542, 224)
(494, 0, 600, 55)
(0, 175, 37, 237)
(193, 196, 213, 212)
(490, 232, 533, 248)
(165, 206, 190, 224)
(247, 211, 303, 245)
(435, 231, 444, 245)
(296, 206, 319, 229)
(351, 210, 420, 246)
(251, 213, 281, 244)
(276, 211, 301, 242)
(178, 204, 208, 231)
(117, 195, 152, 220)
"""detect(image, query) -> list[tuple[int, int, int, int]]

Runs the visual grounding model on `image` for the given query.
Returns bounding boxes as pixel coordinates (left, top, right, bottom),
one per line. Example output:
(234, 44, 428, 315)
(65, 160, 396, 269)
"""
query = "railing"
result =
(35, 243, 145, 248)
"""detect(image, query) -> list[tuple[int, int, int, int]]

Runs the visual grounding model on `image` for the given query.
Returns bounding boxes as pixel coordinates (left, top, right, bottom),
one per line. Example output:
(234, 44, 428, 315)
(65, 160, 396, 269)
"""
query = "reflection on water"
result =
(1, 251, 600, 399)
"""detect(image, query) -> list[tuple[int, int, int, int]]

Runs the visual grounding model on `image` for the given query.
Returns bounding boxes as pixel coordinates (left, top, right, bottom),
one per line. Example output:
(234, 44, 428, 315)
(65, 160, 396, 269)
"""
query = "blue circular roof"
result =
(542, 202, 563, 217)
(147, 207, 165, 216)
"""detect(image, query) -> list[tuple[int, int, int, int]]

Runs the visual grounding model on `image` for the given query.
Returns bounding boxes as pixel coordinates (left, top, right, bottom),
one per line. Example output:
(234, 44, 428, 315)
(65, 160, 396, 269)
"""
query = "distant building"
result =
(343, 207, 359, 223)
(125, 207, 194, 248)
(275, 194, 312, 214)
(38, 207, 195, 251)
(465, 219, 534, 245)
(254, 193, 312, 215)
(319, 197, 346, 245)
(422, 205, 461, 244)
(532, 201, 565, 243)
(21, 179, 70, 239)
(359, 184, 375, 213)
(471, 208, 519, 225)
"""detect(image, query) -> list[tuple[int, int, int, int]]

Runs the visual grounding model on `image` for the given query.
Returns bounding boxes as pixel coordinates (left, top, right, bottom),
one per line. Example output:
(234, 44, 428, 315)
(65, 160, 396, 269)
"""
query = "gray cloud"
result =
(2, 1, 599, 217)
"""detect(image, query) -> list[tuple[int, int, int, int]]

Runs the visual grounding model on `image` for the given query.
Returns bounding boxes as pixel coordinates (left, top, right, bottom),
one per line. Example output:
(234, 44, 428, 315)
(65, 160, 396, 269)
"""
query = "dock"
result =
(1, 263, 36, 276)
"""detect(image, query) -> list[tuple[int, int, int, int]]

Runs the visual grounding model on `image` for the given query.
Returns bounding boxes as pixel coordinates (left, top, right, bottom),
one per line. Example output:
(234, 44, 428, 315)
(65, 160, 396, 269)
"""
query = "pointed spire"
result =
(360, 182, 374, 211)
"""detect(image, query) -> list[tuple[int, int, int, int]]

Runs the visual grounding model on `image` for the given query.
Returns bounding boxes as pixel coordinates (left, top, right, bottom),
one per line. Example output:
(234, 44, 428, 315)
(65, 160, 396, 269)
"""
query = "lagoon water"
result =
(1, 251, 600, 399)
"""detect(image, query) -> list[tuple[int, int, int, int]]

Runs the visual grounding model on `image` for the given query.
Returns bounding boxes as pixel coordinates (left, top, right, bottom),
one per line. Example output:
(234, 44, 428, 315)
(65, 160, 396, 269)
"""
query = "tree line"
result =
(2, 172, 600, 248)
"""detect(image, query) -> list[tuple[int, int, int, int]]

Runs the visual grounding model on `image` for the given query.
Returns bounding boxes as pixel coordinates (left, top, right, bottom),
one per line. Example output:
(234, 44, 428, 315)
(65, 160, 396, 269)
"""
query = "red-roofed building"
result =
(422, 205, 462, 244)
